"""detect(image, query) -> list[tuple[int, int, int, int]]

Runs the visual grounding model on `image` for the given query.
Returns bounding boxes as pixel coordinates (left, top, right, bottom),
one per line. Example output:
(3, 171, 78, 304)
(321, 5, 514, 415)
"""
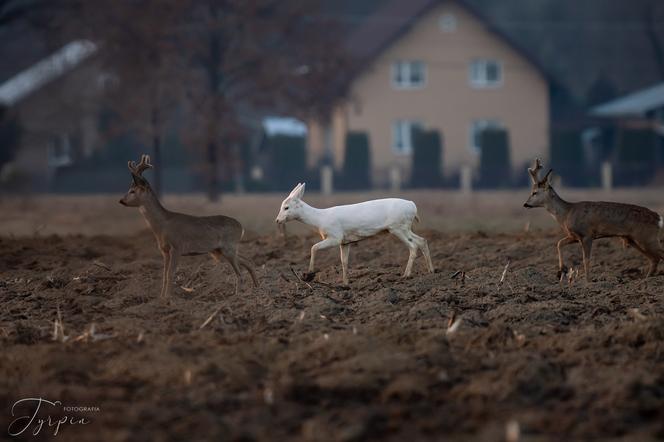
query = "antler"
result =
(528, 158, 554, 186)
(528, 158, 542, 184)
(128, 154, 152, 177)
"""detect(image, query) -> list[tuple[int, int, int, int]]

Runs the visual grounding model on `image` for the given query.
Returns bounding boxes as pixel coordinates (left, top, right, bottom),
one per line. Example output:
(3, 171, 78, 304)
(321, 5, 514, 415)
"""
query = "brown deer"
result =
(523, 158, 664, 280)
(119, 154, 259, 298)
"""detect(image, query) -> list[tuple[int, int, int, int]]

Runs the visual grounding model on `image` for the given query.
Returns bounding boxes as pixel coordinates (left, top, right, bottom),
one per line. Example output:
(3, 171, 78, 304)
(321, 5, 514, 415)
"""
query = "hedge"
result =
(478, 128, 511, 188)
(410, 129, 443, 188)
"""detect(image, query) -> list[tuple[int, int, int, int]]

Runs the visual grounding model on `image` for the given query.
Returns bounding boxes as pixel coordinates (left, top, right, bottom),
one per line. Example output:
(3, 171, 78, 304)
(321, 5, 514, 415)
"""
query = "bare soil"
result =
(1, 226, 663, 441)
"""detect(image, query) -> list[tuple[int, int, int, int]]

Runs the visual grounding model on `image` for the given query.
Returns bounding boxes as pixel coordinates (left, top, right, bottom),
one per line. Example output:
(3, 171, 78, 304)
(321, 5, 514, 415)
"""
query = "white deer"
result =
(275, 183, 434, 285)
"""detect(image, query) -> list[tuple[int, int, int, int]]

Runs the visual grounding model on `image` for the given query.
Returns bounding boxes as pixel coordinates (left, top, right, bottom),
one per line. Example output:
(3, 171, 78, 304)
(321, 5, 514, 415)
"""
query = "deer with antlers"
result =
(523, 158, 664, 280)
(119, 154, 259, 298)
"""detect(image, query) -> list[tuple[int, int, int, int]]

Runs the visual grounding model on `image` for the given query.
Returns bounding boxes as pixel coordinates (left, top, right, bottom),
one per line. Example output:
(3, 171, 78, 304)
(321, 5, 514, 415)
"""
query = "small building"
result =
(0, 40, 101, 190)
(307, 0, 550, 186)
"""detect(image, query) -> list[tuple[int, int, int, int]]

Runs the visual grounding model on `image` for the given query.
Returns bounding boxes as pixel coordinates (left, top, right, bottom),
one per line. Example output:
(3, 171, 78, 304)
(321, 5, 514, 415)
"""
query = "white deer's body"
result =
(300, 198, 418, 243)
(276, 184, 434, 284)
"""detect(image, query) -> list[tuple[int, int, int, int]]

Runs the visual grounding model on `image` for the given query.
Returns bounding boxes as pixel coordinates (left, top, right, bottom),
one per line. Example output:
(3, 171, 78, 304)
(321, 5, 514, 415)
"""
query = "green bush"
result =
(410, 129, 443, 188)
(550, 128, 586, 186)
(269, 134, 307, 191)
(342, 131, 371, 189)
(478, 128, 511, 188)
(614, 129, 657, 186)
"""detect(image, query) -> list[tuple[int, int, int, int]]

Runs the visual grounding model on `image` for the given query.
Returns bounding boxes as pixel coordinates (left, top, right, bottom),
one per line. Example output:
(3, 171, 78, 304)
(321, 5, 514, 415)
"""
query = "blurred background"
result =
(1, 0, 664, 233)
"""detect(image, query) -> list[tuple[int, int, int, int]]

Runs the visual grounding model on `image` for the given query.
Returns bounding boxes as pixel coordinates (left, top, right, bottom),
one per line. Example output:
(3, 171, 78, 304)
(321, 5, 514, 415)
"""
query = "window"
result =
(469, 59, 502, 87)
(392, 120, 422, 154)
(439, 14, 457, 32)
(469, 119, 502, 152)
(48, 134, 73, 167)
(392, 61, 426, 89)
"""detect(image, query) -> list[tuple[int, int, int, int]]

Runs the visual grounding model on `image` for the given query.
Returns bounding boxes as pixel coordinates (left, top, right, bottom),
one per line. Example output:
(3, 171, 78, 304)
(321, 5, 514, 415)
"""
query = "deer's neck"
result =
(138, 192, 169, 232)
(296, 201, 325, 228)
(544, 189, 572, 224)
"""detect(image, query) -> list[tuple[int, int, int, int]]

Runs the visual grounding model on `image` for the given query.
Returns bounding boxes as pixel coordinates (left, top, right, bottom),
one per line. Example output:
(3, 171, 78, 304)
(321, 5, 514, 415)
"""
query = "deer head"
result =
(119, 154, 153, 207)
(523, 158, 554, 208)
(275, 183, 306, 224)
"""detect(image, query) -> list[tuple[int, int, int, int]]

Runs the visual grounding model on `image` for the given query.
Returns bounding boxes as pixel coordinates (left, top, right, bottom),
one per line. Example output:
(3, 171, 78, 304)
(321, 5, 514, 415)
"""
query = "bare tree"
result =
(66, 0, 188, 196)
(181, 0, 349, 201)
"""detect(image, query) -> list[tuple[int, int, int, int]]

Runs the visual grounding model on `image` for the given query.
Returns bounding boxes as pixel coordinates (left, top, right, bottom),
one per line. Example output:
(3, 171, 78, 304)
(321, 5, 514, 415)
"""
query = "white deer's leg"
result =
(340, 243, 351, 285)
(410, 231, 434, 273)
(309, 237, 341, 272)
(389, 228, 419, 277)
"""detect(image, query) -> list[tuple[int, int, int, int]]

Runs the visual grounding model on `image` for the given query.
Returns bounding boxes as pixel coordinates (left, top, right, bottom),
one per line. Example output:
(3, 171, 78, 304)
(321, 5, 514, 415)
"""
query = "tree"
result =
(62, 0, 188, 197)
(181, 0, 348, 200)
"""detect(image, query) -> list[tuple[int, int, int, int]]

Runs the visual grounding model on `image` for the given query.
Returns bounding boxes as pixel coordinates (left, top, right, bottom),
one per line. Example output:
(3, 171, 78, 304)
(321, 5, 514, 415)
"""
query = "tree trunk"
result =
(206, 140, 219, 202)
(151, 107, 162, 197)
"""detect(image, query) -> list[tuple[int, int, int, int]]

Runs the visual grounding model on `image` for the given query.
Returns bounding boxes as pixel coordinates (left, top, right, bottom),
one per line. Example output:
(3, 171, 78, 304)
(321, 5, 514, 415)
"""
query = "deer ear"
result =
(544, 169, 553, 183)
(132, 174, 147, 186)
(294, 183, 306, 199)
(288, 183, 302, 198)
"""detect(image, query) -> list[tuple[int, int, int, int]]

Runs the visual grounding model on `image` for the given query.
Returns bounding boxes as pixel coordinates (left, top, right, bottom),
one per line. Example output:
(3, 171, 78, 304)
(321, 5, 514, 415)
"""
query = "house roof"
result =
(344, 0, 550, 81)
(590, 82, 664, 118)
(0, 40, 97, 107)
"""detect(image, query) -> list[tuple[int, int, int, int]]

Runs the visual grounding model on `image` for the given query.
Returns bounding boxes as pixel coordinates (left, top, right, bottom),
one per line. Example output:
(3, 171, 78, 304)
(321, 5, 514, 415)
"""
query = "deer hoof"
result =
(557, 266, 569, 279)
(301, 271, 316, 282)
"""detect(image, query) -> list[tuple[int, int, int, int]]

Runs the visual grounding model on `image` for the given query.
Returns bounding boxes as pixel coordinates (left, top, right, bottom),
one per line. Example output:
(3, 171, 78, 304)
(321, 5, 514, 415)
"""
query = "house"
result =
(307, 0, 550, 186)
(0, 40, 102, 190)
(590, 81, 664, 130)
(588, 81, 664, 184)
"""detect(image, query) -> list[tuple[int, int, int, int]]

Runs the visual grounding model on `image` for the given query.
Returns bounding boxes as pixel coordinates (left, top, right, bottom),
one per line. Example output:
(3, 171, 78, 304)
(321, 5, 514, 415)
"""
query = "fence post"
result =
(321, 165, 333, 195)
(460, 165, 472, 194)
(389, 166, 401, 192)
(601, 161, 612, 191)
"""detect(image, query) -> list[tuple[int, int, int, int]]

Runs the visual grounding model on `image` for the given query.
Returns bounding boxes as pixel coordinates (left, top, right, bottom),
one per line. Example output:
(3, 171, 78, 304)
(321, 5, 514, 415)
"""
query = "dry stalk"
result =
(290, 267, 313, 289)
(200, 305, 224, 330)
(628, 308, 647, 321)
(505, 420, 520, 442)
(499, 259, 511, 285)
(52, 306, 67, 342)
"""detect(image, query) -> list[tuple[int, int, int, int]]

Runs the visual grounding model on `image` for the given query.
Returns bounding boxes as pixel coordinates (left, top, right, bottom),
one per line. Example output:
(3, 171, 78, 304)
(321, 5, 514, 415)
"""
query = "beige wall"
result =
(321, 1, 549, 185)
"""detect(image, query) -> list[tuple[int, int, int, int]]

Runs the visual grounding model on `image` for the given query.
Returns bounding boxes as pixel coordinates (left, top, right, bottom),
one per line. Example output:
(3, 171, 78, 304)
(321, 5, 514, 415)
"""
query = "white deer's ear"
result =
(294, 183, 306, 199)
(288, 183, 302, 198)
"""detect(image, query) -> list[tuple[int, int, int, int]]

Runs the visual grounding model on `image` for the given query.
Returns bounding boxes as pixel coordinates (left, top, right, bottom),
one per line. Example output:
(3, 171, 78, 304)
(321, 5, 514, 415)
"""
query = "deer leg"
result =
(556, 236, 575, 277)
(389, 228, 419, 277)
(339, 243, 351, 286)
(164, 249, 179, 297)
(638, 239, 662, 278)
(309, 237, 341, 273)
(580, 237, 593, 281)
(160, 250, 170, 298)
(211, 249, 244, 295)
(410, 231, 434, 273)
(237, 254, 260, 287)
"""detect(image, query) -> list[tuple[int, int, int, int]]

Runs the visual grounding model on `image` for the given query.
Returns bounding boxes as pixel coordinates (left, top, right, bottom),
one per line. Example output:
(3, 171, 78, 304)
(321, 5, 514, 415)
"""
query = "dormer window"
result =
(392, 61, 426, 89)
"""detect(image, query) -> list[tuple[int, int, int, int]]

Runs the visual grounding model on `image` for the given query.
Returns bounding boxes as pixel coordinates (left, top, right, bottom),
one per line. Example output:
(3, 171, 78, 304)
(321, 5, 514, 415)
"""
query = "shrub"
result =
(341, 131, 371, 190)
(269, 134, 307, 191)
(478, 128, 511, 188)
(614, 129, 657, 186)
(410, 129, 443, 188)
(550, 128, 586, 186)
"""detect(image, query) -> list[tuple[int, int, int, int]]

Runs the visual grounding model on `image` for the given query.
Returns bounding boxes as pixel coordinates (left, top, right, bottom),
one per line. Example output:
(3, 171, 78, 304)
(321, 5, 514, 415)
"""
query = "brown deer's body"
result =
(120, 155, 258, 298)
(524, 159, 664, 280)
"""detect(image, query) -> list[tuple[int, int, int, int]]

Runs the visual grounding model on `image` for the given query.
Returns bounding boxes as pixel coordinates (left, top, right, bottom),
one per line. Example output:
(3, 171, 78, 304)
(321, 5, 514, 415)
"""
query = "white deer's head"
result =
(275, 183, 306, 224)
